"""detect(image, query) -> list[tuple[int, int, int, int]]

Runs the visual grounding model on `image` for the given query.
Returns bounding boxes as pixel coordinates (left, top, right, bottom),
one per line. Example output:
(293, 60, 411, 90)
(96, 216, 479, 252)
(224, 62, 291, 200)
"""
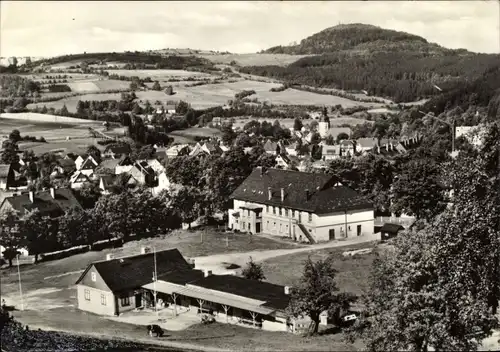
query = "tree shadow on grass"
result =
(168, 334, 236, 341)
(317, 326, 342, 336)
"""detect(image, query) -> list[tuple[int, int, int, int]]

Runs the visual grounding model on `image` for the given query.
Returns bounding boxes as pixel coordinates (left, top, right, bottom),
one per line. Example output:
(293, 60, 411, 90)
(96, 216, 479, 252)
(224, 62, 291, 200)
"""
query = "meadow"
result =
(104, 69, 212, 80)
(199, 53, 312, 67)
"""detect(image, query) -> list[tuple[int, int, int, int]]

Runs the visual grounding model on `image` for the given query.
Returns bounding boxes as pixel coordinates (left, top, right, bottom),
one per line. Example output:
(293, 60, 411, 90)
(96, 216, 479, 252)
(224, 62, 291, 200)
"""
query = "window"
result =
(308, 213, 312, 222)
(84, 289, 90, 301)
(273, 222, 276, 229)
(292, 210, 295, 217)
(273, 207, 276, 215)
(248, 223, 251, 230)
(285, 209, 289, 217)
(120, 297, 130, 306)
(101, 294, 107, 306)
(266, 205, 269, 213)
(91, 272, 96, 282)
(279, 208, 282, 216)
(348, 226, 351, 231)
(266, 221, 269, 229)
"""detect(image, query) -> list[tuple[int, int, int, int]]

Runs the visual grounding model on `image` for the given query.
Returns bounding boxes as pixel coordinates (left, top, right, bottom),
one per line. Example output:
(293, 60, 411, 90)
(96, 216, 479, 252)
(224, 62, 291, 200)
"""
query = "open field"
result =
(27, 92, 123, 112)
(199, 53, 312, 67)
(66, 79, 131, 93)
(169, 127, 221, 141)
(261, 242, 380, 296)
(105, 69, 212, 80)
(0, 113, 125, 154)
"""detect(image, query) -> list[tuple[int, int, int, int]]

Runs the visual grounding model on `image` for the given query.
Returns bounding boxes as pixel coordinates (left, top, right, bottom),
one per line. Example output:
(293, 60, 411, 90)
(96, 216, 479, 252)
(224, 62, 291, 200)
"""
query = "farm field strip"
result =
(104, 69, 212, 79)
(198, 53, 312, 66)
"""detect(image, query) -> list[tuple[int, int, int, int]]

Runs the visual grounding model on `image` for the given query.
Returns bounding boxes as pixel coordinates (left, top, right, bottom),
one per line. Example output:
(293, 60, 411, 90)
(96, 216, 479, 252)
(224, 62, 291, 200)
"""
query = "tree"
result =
(336, 132, 349, 143)
(287, 256, 355, 335)
(0, 210, 21, 267)
(75, 181, 101, 209)
(390, 158, 446, 220)
(241, 257, 266, 281)
(221, 123, 236, 145)
(169, 185, 205, 228)
(59, 104, 69, 116)
(129, 81, 138, 91)
(8, 130, 21, 143)
(152, 81, 161, 91)
(21, 209, 56, 263)
(294, 118, 303, 131)
(176, 100, 190, 115)
(310, 132, 321, 145)
(1, 139, 19, 164)
(324, 135, 335, 145)
(353, 223, 498, 352)
(86, 145, 101, 164)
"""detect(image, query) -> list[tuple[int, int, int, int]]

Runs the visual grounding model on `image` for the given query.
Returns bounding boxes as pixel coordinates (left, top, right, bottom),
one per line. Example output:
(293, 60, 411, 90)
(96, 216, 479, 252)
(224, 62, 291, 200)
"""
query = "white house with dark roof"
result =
(228, 167, 374, 243)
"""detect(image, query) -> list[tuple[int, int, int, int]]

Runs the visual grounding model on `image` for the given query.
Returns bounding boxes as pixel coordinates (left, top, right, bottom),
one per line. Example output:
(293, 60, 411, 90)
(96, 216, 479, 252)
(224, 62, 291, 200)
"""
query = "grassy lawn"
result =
(12, 308, 363, 351)
(261, 242, 379, 296)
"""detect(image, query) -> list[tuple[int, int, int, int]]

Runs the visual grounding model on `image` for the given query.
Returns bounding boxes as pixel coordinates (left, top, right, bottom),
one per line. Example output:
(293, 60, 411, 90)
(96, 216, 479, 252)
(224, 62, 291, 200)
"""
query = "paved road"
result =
(192, 234, 379, 274)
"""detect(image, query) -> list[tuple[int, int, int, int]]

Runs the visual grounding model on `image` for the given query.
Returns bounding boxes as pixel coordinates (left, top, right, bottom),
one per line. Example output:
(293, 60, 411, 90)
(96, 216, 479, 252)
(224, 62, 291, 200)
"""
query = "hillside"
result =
(264, 23, 462, 55)
(241, 24, 500, 104)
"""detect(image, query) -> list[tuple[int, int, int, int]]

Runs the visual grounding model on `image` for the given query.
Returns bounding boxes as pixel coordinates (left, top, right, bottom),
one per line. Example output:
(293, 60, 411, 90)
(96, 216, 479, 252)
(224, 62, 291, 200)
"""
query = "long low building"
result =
(228, 167, 374, 244)
(75, 248, 300, 332)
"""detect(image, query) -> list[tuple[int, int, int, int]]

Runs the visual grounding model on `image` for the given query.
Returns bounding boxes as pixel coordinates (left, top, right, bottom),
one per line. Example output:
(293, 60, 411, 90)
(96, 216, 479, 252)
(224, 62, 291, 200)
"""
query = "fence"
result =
(374, 216, 415, 228)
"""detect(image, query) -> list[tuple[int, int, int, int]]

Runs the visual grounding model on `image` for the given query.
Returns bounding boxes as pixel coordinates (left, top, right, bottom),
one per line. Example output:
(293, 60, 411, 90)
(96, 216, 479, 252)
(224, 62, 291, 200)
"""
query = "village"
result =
(1, 1, 499, 351)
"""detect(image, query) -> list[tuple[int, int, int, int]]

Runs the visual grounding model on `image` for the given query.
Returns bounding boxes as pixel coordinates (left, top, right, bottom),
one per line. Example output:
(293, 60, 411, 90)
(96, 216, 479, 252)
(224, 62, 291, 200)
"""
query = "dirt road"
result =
(192, 234, 379, 274)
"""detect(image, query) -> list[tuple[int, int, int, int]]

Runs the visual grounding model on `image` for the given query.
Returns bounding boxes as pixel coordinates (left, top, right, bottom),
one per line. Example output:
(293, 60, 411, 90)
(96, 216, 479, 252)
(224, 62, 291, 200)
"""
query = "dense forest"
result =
(264, 23, 466, 55)
(242, 24, 500, 103)
(35, 52, 214, 70)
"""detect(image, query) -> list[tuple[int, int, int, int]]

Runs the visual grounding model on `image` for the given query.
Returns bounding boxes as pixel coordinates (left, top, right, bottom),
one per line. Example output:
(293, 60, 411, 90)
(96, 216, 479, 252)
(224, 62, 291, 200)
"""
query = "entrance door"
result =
(256, 223, 261, 233)
(329, 229, 335, 240)
(135, 293, 142, 308)
(357, 225, 362, 236)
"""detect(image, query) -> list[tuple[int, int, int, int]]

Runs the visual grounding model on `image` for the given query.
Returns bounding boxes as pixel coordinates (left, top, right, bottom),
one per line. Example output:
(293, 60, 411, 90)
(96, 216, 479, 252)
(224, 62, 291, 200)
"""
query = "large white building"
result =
(228, 167, 374, 243)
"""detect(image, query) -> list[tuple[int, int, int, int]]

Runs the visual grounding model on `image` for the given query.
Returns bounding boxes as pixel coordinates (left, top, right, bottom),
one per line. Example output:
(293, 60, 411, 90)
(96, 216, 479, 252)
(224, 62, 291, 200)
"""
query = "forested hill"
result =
(264, 23, 465, 55)
(241, 24, 500, 105)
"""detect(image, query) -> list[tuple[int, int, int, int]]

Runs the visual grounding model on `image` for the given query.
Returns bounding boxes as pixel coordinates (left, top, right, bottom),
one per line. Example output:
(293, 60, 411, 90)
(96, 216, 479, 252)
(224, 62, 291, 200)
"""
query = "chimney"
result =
(284, 286, 292, 295)
(29, 191, 34, 203)
(305, 189, 310, 200)
(204, 269, 212, 277)
(106, 253, 114, 261)
(281, 188, 285, 202)
(268, 187, 272, 200)
(140, 246, 151, 255)
(50, 187, 55, 199)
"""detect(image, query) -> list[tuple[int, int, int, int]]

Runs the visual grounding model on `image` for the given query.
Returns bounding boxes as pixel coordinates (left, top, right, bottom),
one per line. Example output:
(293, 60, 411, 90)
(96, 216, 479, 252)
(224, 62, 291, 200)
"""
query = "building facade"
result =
(228, 167, 374, 243)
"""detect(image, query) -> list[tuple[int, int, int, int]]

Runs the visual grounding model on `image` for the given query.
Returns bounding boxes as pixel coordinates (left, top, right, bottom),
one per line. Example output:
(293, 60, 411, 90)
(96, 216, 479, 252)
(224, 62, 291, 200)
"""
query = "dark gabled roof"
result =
(99, 158, 121, 170)
(58, 158, 76, 172)
(1, 188, 82, 217)
(192, 275, 291, 311)
(103, 145, 130, 155)
(75, 248, 198, 292)
(0, 164, 11, 178)
(380, 223, 405, 233)
(65, 153, 78, 161)
(230, 167, 372, 214)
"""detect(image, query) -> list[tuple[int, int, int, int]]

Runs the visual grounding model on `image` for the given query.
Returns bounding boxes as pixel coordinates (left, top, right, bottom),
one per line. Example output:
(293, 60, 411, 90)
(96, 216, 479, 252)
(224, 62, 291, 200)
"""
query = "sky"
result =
(1, 1, 499, 57)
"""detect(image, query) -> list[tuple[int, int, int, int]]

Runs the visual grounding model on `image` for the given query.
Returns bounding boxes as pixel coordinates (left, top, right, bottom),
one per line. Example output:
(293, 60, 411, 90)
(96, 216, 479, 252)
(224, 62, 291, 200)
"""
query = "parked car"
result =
(341, 313, 358, 327)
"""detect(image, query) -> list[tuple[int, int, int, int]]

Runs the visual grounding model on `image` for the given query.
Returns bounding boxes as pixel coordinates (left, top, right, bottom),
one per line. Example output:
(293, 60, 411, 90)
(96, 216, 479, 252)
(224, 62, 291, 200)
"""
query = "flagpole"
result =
(153, 247, 158, 318)
(17, 254, 24, 311)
